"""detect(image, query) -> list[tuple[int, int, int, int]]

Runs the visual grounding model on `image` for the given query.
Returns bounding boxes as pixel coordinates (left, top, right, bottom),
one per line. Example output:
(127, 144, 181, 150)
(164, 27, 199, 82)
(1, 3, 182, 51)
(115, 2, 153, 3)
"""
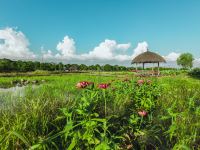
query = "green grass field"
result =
(0, 72, 200, 149)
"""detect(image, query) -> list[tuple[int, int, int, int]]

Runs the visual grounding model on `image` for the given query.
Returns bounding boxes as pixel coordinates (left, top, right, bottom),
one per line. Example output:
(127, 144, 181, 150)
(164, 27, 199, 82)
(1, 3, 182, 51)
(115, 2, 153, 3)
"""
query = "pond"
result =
(0, 86, 26, 96)
(0, 85, 40, 110)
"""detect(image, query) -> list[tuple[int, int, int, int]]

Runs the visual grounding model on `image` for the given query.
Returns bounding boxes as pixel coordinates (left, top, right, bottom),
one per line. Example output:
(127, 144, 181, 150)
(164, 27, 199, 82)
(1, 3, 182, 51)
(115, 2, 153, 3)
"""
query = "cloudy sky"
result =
(0, 0, 200, 67)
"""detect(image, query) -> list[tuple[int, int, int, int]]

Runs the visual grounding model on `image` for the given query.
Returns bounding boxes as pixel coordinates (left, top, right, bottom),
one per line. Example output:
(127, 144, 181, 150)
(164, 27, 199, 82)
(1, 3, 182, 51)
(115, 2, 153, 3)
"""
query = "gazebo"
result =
(131, 50, 166, 75)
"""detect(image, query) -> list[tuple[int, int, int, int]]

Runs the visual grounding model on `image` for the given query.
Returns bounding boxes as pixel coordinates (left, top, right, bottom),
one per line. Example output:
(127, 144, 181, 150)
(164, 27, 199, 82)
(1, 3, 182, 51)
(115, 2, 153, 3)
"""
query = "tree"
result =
(95, 64, 101, 71)
(79, 64, 88, 71)
(104, 64, 113, 71)
(177, 53, 194, 69)
(58, 62, 64, 71)
(119, 66, 127, 71)
(0, 58, 131, 72)
(88, 65, 95, 71)
(34, 61, 41, 70)
(23, 61, 35, 72)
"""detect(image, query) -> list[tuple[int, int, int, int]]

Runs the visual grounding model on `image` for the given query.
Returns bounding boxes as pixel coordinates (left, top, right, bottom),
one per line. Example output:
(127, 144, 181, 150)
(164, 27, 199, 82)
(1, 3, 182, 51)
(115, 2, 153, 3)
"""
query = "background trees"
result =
(0, 58, 134, 72)
(177, 53, 194, 69)
(79, 64, 88, 71)
(1, 58, 189, 73)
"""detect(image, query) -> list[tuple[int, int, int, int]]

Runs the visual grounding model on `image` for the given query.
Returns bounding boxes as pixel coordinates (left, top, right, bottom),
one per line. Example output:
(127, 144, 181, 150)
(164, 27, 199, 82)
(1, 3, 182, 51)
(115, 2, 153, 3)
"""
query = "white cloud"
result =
(42, 50, 54, 59)
(44, 37, 132, 62)
(132, 41, 148, 58)
(116, 43, 131, 51)
(80, 39, 131, 61)
(81, 40, 148, 62)
(56, 36, 76, 58)
(0, 27, 36, 59)
(164, 52, 180, 61)
(42, 37, 150, 63)
(194, 58, 200, 67)
(1, 27, 199, 67)
(114, 54, 131, 61)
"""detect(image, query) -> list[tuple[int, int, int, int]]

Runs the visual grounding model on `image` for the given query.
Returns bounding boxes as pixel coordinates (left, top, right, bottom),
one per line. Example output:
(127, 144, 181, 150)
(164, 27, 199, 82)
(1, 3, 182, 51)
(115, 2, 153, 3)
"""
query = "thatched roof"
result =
(132, 51, 166, 64)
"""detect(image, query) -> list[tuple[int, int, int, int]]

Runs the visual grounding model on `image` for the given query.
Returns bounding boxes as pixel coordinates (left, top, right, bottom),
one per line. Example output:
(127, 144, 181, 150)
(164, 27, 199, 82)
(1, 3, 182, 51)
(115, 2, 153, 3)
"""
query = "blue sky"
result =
(0, 0, 200, 66)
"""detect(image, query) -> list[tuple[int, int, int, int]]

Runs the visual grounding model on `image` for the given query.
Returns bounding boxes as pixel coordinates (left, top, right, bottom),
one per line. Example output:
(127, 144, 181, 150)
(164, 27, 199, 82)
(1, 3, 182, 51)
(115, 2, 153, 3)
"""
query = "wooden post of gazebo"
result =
(151, 64, 154, 75)
(142, 63, 145, 75)
(136, 63, 138, 71)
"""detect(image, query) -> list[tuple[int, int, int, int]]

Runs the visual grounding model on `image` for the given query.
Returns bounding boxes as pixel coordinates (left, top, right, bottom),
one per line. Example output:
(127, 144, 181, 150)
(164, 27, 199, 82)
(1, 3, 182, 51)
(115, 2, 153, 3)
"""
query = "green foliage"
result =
(160, 69, 188, 76)
(103, 64, 113, 71)
(0, 73, 200, 149)
(158, 78, 200, 149)
(177, 53, 194, 69)
(0, 58, 131, 72)
(189, 68, 200, 78)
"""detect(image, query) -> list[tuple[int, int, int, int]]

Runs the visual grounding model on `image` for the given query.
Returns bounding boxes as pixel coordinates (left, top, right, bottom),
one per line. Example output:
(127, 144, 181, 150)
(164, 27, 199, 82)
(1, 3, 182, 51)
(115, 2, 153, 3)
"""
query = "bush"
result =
(160, 70, 187, 76)
(189, 68, 200, 78)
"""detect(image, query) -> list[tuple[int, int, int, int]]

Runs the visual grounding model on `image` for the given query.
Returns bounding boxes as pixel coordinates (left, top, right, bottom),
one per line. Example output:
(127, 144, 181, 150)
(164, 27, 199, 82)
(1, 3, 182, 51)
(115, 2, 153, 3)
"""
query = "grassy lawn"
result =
(0, 72, 199, 149)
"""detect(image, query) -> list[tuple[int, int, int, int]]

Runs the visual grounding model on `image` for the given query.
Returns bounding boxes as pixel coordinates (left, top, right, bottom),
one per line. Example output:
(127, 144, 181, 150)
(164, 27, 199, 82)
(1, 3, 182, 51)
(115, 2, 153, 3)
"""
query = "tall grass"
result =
(0, 74, 114, 149)
(157, 77, 200, 149)
(0, 73, 199, 149)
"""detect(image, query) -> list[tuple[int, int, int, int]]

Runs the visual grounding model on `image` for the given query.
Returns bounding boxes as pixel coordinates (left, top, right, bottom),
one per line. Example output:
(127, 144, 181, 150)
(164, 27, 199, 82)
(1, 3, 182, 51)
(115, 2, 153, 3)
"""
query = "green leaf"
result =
(30, 144, 41, 150)
(10, 131, 30, 147)
(95, 142, 110, 150)
(67, 136, 76, 150)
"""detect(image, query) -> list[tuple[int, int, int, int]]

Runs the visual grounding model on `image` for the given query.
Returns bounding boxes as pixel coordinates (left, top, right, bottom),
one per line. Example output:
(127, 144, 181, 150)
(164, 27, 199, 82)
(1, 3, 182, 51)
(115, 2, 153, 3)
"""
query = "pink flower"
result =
(98, 83, 110, 89)
(137, 79, 144, 85)
(138, 110, 148, 117)
(76, 81, 91, 89)
(76, 82, 83, 88)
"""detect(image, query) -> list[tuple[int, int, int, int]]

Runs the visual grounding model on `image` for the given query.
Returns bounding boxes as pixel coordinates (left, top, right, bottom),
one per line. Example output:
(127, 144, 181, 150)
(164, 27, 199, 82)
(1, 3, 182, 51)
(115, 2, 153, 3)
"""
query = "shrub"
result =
(188, 68, 200, 78)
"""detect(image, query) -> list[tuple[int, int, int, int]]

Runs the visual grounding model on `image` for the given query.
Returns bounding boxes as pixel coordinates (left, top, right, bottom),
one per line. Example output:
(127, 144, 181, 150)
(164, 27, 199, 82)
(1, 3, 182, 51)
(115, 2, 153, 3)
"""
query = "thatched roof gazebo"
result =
(131, 50, 166, 75)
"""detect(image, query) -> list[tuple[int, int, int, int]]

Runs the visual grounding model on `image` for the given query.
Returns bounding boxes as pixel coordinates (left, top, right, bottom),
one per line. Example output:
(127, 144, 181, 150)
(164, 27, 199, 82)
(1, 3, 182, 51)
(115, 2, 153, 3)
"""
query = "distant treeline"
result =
(0, 58, 130, 72)
(0, 58, 177, 72)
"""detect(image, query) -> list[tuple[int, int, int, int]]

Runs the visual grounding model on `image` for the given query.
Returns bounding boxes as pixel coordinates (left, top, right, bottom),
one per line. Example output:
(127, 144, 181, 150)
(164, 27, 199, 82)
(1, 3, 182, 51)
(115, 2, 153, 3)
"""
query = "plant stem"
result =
(103, 89, 106, 117)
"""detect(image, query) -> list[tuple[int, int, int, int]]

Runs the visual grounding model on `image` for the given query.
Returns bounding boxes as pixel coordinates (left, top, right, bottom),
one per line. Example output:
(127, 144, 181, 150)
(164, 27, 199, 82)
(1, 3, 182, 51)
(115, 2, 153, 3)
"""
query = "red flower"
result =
(137, 79, 144, 85)
(138, 110, 148, 117)
(98, 83, 110, 89)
